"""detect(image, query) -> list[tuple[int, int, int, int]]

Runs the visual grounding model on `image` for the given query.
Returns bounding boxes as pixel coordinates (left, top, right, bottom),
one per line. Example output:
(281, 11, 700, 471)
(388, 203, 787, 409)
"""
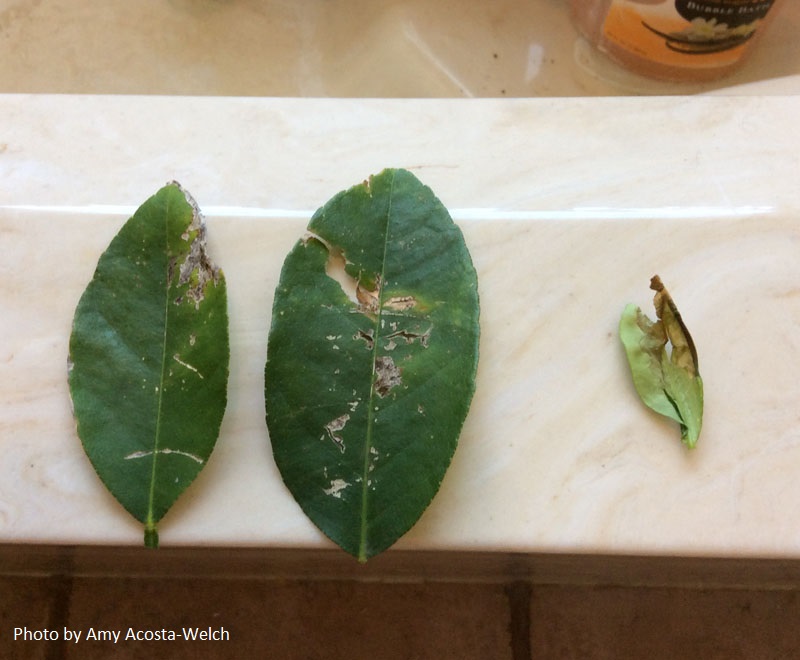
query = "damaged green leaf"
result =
(619, 275, 703, 448)
(68, 183, 229, 547)
(265, 168, 480, 561)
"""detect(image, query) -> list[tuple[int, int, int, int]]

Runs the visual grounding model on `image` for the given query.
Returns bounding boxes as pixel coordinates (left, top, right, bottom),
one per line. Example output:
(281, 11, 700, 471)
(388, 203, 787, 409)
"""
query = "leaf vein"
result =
(359, 169, 397, 561)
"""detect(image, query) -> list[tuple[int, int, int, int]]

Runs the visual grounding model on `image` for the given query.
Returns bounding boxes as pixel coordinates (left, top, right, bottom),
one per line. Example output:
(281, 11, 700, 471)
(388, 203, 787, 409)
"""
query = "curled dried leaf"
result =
(620, 275, 703, 448)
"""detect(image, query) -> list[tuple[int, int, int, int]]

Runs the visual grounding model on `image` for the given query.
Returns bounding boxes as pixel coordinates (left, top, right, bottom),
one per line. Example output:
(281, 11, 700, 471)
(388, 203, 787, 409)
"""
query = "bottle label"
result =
(602, 0, 776, 69)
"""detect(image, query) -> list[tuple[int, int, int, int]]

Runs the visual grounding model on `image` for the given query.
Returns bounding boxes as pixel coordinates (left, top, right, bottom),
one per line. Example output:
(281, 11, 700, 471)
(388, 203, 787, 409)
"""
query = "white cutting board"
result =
(1, 94, 799, 556)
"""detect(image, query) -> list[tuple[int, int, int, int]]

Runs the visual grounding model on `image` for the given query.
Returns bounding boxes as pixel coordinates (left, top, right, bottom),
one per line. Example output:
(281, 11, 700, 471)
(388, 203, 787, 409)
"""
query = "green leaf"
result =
(619, 275, 703, 448)
(68, 183, 229, 547)
(265, 168, 480, 561)
(662, 353, 704, 447)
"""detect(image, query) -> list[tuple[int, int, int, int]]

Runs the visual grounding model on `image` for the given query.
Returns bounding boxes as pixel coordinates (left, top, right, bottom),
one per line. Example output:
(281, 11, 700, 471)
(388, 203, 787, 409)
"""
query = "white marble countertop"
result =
(1, 94, 799, 557)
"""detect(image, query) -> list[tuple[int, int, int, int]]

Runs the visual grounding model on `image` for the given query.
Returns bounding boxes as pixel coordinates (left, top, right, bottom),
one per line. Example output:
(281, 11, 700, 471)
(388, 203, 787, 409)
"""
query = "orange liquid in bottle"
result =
(570, 0, 784, 82)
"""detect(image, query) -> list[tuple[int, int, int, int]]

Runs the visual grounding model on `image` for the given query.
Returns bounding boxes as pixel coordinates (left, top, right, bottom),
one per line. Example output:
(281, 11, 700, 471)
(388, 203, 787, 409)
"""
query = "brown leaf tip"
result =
(649, 274, 664, 293)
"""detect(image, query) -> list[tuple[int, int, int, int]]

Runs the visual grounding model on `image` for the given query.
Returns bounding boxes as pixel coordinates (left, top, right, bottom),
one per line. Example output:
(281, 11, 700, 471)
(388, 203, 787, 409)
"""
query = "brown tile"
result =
(66, 577, 513, 659)
(531, 584, 800, 659)
(0, 574, 67, 660)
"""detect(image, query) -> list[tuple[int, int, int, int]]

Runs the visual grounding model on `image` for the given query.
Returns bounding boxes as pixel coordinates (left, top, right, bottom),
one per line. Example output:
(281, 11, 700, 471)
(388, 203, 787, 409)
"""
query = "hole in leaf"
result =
(323, 243, 359, 307)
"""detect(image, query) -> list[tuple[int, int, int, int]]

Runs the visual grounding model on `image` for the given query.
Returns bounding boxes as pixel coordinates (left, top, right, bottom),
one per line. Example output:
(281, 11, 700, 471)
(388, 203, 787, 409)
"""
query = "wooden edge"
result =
(2, 544, 800, 589)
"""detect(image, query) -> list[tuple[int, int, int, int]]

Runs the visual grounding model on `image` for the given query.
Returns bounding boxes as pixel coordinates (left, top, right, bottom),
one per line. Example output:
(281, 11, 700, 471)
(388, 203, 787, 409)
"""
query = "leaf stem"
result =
(144, 524, 159, 549)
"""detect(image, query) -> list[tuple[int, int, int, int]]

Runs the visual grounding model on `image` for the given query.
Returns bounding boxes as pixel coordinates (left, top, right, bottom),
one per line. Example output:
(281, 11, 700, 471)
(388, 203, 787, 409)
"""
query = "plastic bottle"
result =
(570, 0, 785, 82)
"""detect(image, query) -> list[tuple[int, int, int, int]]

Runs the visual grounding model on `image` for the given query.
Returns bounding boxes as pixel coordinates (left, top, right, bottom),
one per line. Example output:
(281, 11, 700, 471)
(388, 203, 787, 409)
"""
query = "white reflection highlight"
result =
(525, 44, 545, 83)
(0, 204, 775, 221)
(451, 206, 775, 221)
(0, 204, 313, 218)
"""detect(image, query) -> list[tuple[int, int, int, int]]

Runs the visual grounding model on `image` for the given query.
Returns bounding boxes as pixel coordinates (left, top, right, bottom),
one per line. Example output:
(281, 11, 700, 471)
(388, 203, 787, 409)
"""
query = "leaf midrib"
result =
(358, 170, 396, 561)
(145, 197, 174, 539)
